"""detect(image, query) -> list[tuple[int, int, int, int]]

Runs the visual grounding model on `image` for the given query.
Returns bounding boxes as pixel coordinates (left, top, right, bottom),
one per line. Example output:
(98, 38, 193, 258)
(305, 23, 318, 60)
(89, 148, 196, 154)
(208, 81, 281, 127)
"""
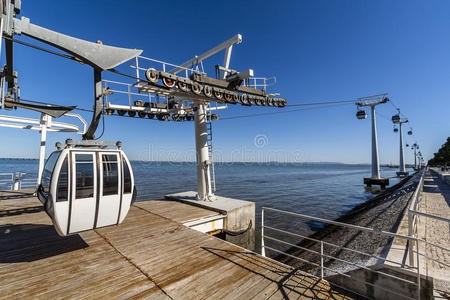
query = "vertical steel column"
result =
(0, 17, 3, 59)
(261, 208, 265, 257)
(13, 172, 19, 190)
(221, 45, 233, 79)
(399, 122, 406, 173)
(194, 102, 213, 201)
(320, 241, 324, 279)
(408, 209, 414, 266)
(37, 113, 49, 185)
(371, 105, 380, 179)
(83, 69, 103, 140)
(414, 147, 417, 169)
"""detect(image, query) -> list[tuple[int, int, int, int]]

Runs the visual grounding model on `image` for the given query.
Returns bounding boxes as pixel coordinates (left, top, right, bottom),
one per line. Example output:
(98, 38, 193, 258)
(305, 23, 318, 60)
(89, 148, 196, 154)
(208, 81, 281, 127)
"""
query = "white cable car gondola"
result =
(356, 110, 367, 120)
(392, 114, 400, 123)
(37, 139, 136, 236)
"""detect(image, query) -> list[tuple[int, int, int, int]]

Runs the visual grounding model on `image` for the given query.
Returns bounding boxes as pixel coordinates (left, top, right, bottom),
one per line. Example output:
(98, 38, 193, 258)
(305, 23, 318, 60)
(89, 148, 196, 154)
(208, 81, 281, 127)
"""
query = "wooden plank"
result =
(0, 193, 353, 299)
(136, 200, 220, 223)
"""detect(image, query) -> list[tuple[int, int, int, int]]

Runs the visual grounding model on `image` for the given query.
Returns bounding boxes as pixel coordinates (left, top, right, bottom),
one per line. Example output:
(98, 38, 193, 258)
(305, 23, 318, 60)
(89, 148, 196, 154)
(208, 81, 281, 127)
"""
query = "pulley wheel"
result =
(204, 85, 213, 98)
(157, 114, 164, 121)
(232, 93, 239, 103)
(178, 81, 189, 92)
(260, 97, 267, 106)
(105, 109, 114, 115)
(172, 114, 178, 121)
(239, 94, 249, 105)
(148, 113, 155, 119)
(214, 89, 223, 100)
(164, 114, 170, 121)
(162, 77, 176, 88)
(128, 111, 136, 117)
(118, 110, 126, 116)
(138, 111, 146, 118)
(134, 100, 145, 107)
(224, 93, 232, 102)
(248, 96, 255, 105)
(267, 98, 273, 106)
(191, 82, 202, 95)
(145, 68, 159, 83)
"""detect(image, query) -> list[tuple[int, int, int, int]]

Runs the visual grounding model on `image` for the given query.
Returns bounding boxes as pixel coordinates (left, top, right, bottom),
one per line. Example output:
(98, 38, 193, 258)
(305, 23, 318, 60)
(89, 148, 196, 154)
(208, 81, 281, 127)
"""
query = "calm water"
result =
(0, 159, 410, 250)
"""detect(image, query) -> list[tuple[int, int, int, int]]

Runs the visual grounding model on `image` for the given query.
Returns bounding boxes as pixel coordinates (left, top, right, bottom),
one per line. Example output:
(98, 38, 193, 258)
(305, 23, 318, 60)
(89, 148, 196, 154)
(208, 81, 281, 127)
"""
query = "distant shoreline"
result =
(0, 158, 378, 166)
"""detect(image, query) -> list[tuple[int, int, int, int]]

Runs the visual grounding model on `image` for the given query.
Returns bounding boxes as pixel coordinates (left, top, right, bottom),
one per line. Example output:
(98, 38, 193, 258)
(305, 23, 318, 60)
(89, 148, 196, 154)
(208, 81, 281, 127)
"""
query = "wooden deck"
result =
(0, 192, 354, 299)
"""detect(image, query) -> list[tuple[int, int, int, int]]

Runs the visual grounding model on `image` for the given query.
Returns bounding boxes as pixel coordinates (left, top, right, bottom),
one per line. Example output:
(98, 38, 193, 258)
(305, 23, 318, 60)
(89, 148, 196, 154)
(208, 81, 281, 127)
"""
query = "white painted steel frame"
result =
(0, 112, 87, 187)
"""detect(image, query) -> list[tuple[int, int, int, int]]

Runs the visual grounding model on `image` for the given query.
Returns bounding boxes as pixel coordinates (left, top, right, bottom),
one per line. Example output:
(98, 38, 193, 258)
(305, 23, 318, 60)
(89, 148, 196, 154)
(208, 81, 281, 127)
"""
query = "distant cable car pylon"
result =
(392, 112, 409, 177)
(355, 94, 390, 190)
(411, 143, 420, 170)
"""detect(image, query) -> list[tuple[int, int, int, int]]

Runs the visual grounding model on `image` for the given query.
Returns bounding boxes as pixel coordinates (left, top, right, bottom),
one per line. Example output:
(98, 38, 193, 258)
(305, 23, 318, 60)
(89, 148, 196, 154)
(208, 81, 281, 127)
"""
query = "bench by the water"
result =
(0, 191, 353, 299)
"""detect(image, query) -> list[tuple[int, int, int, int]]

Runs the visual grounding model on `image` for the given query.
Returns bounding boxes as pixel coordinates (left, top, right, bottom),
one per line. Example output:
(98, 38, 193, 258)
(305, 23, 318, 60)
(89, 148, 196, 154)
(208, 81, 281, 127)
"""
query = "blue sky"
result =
(0, 0, 449, 163)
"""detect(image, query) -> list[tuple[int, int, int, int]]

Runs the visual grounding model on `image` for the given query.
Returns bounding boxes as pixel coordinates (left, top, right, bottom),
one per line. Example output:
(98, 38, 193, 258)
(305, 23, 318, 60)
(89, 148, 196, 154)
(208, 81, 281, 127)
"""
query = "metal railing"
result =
(102, 79, 228, 116)
(407, 169, 450, 269)
(0, 172, 37, 190)
(261, 207, 422, 300)
(408, 170, 425, 264)
(244, 76, 276, 91)
(0, 173, 14, 190)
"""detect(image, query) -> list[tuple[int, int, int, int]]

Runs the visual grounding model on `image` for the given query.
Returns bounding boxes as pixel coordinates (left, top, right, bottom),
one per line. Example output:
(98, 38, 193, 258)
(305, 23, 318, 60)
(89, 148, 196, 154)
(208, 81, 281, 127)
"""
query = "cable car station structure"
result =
(0, 0, 286, 237)
(0, 0, 426, 236)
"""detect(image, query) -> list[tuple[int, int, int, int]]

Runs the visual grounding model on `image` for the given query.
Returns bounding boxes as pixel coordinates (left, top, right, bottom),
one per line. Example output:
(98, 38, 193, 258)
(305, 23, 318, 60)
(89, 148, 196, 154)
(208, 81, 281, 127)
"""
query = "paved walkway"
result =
(418, 170, 450, 296)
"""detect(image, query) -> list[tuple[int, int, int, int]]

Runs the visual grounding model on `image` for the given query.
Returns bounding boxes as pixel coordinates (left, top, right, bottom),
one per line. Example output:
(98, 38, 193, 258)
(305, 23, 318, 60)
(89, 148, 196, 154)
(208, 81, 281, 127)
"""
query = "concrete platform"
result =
(364, 177, 390, 190)
(135, 200, 226, 235)
(165, 191, 255, 250)
(396, 171, 409, 177)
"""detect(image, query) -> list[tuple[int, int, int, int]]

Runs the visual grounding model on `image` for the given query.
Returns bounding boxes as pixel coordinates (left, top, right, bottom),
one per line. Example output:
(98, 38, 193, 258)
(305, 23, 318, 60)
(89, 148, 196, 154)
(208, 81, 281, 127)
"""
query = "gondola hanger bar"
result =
(64, 139, 121, 149)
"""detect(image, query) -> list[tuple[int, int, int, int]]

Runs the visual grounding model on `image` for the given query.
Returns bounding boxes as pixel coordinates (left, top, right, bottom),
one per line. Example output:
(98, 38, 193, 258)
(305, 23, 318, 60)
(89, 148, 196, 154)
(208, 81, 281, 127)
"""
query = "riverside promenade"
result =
(417, 169, 450, 296)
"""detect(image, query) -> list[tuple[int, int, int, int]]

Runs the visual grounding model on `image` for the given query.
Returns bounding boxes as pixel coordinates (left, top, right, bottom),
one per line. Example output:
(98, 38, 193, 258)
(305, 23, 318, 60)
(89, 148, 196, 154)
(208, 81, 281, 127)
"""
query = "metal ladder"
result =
(206, 104, 216, 192)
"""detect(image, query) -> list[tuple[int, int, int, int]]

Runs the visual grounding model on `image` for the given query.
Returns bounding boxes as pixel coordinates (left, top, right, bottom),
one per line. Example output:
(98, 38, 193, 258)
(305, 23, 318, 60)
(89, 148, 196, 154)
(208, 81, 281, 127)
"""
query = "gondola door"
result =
(96, 152, 121, 227)
(69, 152, 97, 233)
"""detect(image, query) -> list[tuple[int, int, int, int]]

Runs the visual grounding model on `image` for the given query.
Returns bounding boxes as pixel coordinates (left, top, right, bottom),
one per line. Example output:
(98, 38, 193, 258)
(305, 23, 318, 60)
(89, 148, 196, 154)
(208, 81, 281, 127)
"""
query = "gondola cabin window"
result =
(123, 159, 132, 194)
(56, 157, 68, 202)
(75, 154, 94, 199)
(102, 154, 119, 196)
(41, 152, 59, 194)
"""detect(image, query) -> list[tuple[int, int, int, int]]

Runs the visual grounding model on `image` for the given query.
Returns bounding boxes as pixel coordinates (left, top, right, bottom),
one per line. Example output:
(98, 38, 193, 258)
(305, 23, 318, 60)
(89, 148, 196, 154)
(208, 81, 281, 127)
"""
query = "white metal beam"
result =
(170, 34, 242, 75)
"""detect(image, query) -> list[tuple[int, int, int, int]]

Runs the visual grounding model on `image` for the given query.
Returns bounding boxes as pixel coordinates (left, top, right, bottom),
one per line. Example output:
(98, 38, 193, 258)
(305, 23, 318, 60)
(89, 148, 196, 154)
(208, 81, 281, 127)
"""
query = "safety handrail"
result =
(407, 169, 450, 267)
(0, 172, 37, 191)
(261, 206, 422, 300)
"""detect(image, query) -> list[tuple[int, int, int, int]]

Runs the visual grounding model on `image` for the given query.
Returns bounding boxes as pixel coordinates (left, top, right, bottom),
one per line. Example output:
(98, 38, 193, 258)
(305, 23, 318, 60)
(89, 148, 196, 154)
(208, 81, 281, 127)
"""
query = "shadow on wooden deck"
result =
(0, 223, 88, 263)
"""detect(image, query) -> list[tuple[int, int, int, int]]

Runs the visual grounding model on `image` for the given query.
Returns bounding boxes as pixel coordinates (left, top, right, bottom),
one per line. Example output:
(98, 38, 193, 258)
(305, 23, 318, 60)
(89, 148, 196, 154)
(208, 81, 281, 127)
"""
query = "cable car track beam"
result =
(170, 34, 242, 75)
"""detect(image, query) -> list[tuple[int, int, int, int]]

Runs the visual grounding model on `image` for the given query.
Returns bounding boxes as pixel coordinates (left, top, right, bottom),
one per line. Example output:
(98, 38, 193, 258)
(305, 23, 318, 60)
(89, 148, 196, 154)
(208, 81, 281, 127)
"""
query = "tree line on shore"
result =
(428, 137, 450, 166)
